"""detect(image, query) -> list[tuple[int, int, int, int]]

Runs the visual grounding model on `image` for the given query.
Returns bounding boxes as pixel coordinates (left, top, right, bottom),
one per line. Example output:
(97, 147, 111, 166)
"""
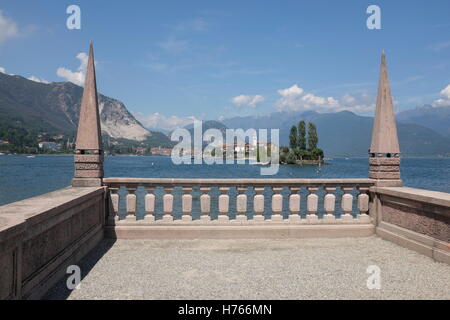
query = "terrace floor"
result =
(45, 236, 450, 300)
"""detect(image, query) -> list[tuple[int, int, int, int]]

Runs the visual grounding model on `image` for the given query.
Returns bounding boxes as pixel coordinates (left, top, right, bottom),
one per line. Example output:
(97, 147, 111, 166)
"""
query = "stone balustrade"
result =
(103, 178, 374, 225)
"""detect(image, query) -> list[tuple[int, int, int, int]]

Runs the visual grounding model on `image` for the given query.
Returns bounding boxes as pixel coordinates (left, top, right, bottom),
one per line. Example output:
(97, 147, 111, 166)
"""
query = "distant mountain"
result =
(397, 104, 450, 137)
(222, 110, 450, 157)
(0, 72, 171, 145)
(179, 120, 228, 147)
(184, 120, 228, 136)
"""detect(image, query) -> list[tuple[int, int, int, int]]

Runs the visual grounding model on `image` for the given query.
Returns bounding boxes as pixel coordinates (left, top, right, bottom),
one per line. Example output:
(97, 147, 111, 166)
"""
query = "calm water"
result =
(0, 155, 449, 206)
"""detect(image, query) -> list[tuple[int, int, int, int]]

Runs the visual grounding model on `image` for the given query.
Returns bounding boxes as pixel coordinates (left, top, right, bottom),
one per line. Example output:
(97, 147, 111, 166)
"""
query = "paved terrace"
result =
(2, 48, 449, 301)
(46, 236, 450, 300)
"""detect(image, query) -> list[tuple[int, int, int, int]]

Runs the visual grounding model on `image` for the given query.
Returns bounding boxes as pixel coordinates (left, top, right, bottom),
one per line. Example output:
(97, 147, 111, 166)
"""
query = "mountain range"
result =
(0, 72, 171, 147)
(397, 104, 450, 138)
(1, 70, 449, 156)
(221, 109, 450, 157)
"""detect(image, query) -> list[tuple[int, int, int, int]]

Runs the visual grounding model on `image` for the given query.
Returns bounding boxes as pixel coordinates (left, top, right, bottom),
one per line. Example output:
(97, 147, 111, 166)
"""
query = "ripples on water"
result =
(0, 155, 449, 206)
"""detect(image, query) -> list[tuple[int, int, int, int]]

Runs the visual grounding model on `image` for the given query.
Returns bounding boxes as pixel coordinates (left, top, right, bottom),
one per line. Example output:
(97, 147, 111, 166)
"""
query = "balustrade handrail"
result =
(103, 178, 375, 188)
(104, 177, 374, 225)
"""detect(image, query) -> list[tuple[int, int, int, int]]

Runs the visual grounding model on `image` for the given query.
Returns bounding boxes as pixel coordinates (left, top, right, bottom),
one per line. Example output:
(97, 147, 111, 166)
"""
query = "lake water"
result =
(0, 155, 449, 206)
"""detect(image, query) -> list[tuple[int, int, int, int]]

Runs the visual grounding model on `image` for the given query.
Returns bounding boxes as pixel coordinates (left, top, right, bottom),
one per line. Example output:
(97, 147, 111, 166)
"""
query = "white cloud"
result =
(341, 94, 356, 105)
(275, 84, 374, 113)
(232, 94, 265, 108)
(433, 84, 450, 107)
(1, 66, 49, 83)
(134, 112, 198, 132)
(158, 36, 189, 54)
(0, 10, 18, 45)
(56, 52, 88, 86)
(441, 84, 450, 99)
(27, 76, 49, 84)
(0, 67, 14, 76)
(278, 84, 304, 97)
(429, 40, 450, 52)
(173, 18, 208, 33)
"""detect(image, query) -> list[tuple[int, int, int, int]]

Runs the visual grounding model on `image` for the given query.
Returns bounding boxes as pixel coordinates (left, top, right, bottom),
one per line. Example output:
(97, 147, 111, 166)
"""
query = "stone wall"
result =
(372, 186, 450, 265)
(0, 187, 106, 299)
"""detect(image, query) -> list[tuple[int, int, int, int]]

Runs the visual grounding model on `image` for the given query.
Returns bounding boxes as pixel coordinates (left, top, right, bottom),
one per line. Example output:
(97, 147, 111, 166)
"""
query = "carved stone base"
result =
(72, 178, 102, 187)
(372, 179, 403, 187)
(369, 156, 401, 181)
(74, 154, 104, 180)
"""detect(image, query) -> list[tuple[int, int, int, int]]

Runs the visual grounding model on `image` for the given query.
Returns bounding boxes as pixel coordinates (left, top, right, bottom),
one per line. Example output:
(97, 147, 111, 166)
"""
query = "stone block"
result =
(145, 194, 155, 213)
(289, 194, 300, 213)
(306, 214, 319, 223)
(74, 169, 103, 178)
(254, 194, 264, 214)
(341, 193, 353, 213)
(236, 194, 247, 213)
(324, 193, 336, 213)
(369, 171, 401, 179)
(200, 194, 211, 214)
(74, 154, 103, 163)
(218, 195, 229, 213)
(307, 193, 318, 213)
(182, 194, 192, 213)
(72, 178, 102, 187)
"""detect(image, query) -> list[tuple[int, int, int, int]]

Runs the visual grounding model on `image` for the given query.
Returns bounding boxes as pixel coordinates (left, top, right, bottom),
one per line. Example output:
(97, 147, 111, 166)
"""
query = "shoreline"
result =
(1, 153, 450, 159)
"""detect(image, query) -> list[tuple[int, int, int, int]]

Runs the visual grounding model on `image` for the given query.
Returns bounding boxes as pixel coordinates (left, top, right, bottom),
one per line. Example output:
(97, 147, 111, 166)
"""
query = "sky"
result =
(0, 0, 449, 131)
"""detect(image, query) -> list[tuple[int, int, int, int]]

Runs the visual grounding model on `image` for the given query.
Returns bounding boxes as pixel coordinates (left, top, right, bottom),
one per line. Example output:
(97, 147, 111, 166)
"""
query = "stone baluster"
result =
(271, 187, 283, 221)
(144, 187, 155, 222)
(126, 187, 137, 221)
(236, 187, 248, 221)
(109, 187, 120, 222)
(200, 187, 211, 222)
(163, 187, 174, 222)
(253, 187, 265, 221)
(341, 187, 354, 221)
(288, 187, 301, 222)
(323, 187, 336, 222)
(306, 187, 319, 222)
(218, 187, 230, 222)
(357, 187, 370, 222)
(182, 187, 193, 222)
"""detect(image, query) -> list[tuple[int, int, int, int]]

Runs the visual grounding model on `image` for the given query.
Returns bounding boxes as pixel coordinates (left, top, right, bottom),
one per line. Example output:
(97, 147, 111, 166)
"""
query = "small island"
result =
(279, 120, 324, 165)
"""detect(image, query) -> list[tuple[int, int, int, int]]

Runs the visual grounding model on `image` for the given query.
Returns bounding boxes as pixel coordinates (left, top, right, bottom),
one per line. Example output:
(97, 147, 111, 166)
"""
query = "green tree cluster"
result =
(282, 121, 324, 164)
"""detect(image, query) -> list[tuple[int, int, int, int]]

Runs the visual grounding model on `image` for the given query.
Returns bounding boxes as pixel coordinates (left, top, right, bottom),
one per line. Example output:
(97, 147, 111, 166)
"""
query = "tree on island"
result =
(280, 121, 324, 164)
(307, 122, 318, 150)
(289, 125, 298, 150)
(298, 120, 306, 151)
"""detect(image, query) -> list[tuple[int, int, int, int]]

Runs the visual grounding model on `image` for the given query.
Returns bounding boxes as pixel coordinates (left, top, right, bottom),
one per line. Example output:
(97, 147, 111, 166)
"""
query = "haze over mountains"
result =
(397, 104, 450, 138)
(220, 109, 450, 157)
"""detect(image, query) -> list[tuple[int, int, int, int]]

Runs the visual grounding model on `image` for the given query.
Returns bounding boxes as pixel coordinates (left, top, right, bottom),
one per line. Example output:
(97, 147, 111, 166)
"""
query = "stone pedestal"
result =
(72, 153, 103, 187)
(369, 156, 403, 187)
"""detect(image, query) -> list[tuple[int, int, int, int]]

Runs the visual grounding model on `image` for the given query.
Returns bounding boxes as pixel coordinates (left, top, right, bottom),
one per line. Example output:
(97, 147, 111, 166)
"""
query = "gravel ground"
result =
(45, 236, 450, 300)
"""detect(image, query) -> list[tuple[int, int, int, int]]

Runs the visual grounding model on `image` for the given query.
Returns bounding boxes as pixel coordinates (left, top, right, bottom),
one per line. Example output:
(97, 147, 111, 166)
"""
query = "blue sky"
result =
(0, 0, 449, 130)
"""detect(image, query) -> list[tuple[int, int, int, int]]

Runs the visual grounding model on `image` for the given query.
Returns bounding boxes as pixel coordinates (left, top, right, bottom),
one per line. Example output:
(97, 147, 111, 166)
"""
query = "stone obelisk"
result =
(369, 51, 402, 187)
(72, 41, 103, 187)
